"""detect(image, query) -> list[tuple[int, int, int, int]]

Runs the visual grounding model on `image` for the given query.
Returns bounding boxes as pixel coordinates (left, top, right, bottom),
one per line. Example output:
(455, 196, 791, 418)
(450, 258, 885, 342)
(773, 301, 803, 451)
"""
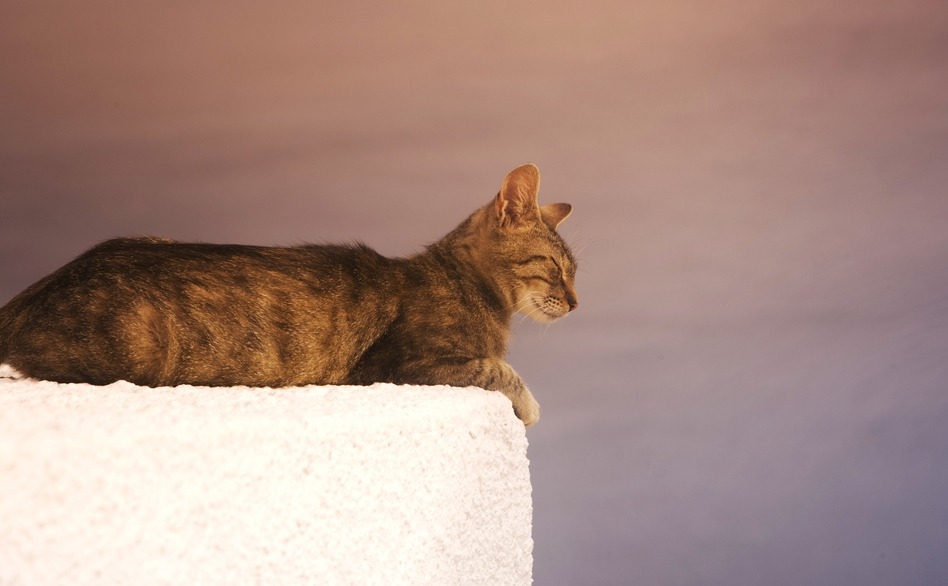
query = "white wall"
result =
(0, 372, 533, 585)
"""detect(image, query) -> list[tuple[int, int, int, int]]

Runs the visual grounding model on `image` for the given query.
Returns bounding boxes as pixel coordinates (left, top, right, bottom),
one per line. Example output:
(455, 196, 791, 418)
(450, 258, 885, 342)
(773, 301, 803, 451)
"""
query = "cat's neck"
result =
(419, 208, 514, 321)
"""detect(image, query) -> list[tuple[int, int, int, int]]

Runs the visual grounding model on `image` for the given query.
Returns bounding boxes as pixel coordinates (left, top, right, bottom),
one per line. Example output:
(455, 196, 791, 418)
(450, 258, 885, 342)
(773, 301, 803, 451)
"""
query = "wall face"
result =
(0, 375, 533, 586)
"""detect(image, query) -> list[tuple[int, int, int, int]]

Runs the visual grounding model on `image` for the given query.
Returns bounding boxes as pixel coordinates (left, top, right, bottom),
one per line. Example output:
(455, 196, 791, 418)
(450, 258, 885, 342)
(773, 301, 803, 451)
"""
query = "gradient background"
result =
(3, 1, 948, 584)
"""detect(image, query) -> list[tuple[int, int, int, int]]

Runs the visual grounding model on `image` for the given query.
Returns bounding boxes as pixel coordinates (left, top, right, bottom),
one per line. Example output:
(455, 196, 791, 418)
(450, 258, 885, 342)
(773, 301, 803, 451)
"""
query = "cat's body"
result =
(0, 164, 576, 425)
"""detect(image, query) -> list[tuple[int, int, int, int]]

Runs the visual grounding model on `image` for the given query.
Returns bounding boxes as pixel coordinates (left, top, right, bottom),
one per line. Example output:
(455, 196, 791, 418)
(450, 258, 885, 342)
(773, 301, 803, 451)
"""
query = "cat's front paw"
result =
(513, 390, 540, 427)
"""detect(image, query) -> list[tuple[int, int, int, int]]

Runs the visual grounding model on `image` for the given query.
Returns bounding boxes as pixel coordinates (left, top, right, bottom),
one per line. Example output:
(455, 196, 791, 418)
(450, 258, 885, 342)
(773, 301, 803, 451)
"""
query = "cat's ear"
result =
(495, 163, 541, 229)
(540, 203, 572, 231)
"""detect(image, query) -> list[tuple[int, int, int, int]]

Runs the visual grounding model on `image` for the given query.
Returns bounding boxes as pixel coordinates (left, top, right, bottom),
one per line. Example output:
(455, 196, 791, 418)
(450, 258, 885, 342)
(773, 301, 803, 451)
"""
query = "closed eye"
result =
(514, 255, 552, 266)
(525, 274, 555, 285)
(516, 255, 566, 286)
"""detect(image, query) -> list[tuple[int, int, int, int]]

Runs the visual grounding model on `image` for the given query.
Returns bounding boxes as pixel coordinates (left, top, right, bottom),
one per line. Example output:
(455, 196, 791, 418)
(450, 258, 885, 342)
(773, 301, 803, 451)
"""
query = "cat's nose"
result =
(567, 295, 578, 312)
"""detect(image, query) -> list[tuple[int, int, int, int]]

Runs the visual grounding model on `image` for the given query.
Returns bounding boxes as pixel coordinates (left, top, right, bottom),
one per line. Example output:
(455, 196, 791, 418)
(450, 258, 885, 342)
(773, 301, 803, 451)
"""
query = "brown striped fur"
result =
(0, 164, 577, 426)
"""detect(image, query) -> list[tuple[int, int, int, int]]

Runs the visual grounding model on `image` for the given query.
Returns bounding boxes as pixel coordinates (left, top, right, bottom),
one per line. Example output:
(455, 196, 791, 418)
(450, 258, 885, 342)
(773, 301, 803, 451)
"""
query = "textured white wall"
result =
(0, 372, 533, 585)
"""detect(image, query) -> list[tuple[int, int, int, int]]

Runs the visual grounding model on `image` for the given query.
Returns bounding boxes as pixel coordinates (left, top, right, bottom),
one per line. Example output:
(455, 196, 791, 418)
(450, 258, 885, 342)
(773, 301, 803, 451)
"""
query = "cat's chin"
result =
(520, 297, 566, 324)
(529, 311, 562, 324)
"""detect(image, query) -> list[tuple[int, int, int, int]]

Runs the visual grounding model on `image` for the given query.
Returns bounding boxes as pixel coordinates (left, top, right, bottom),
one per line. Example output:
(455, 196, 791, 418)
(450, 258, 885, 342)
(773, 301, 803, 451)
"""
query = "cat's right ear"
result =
(540, 203, 572, 231)
(495, 163, 541, 229)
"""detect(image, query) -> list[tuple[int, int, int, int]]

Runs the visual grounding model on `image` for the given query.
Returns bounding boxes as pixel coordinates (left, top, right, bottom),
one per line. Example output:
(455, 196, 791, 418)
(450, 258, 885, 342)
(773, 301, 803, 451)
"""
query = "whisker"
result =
(504, 295, 533, 313)
(516, 299, 545, 325)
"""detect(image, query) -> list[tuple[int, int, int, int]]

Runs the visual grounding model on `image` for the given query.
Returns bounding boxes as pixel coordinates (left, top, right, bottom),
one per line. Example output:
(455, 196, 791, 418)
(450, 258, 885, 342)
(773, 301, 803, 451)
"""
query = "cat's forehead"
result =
(559, 241, 577, 272)
(545, 229, 576, 269)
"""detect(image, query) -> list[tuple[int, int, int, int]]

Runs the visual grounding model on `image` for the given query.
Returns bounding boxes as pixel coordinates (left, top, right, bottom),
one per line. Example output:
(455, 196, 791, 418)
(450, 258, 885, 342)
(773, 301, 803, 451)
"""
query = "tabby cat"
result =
(0, 164, 577, 426)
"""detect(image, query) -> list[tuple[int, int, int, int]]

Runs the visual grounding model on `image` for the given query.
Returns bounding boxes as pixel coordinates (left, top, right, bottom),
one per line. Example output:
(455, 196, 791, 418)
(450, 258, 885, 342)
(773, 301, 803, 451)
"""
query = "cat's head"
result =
(486, 163, 579, 323)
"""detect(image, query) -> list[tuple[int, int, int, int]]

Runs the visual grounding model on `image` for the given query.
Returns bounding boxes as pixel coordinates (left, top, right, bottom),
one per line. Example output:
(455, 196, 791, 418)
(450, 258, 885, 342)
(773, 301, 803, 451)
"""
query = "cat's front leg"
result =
(437, 358, 540, 427)
(507, 381, 541, 428)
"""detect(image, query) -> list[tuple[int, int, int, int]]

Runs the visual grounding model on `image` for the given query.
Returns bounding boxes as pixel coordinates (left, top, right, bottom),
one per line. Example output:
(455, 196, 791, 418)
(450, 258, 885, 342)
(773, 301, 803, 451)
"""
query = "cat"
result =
(0, 163, 577, 426)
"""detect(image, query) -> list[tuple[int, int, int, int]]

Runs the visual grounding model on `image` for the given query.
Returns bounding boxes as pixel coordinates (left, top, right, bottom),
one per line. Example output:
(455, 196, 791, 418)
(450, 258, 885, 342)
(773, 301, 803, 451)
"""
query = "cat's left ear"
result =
(540, 203, 572, 231)
(495, 163, 541, 229)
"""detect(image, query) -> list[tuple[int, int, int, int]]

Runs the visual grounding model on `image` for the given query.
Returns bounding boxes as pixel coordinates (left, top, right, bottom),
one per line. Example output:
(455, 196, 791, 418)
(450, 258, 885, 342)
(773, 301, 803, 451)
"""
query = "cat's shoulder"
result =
(70, 237, 179, 262)
(87, 236, 177, 252)
(296, 241, 392, 267)
(297, 241, 375, 253)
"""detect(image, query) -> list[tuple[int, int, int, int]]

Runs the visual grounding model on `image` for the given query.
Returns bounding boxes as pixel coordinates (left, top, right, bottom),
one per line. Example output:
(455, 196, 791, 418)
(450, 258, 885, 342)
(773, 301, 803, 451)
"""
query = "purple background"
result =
(3, 1, 948, 583)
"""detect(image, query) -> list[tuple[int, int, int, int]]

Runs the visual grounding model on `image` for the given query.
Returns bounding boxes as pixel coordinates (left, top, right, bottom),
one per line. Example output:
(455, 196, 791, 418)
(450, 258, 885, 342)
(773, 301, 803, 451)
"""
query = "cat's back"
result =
(68, 236, 385, 275)
(0, 237, 402, 387)
(27, 237, 401, 298)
